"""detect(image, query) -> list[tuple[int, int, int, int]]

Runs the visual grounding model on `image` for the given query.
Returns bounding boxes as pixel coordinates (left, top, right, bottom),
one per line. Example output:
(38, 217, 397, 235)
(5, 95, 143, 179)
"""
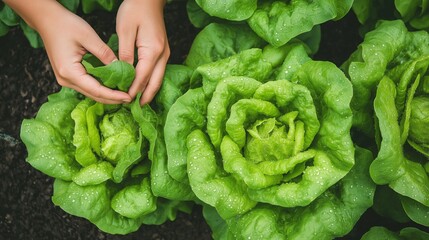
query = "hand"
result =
(116, 0, 170, 105)
(36, 2, 132, 104)
(6, 0, 133, 104)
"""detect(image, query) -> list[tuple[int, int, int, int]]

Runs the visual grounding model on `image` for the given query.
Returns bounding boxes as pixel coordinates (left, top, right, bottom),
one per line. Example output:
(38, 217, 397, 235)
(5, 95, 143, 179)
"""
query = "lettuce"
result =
(202, 146, 375, 239)
(188, 0, 353, 47)
(159, 23, 357, 237)
(20, 59, 192, 234)
(342, 19, 429, 227)
(247, 0, 352, 47)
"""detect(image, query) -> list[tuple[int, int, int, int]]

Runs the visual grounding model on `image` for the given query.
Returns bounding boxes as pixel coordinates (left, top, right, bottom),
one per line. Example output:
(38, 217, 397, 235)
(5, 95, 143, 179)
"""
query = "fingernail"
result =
(122, 98, 131, 103)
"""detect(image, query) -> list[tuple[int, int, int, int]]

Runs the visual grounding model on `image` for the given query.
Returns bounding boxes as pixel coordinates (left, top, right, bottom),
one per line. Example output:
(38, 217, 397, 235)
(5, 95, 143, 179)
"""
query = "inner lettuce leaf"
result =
(202, 146, 375, 239)
(189, 40, 313, 97)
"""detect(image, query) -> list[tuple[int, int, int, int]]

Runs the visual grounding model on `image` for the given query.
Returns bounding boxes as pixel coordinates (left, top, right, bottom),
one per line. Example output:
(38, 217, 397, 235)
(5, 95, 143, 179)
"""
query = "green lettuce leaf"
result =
(184, 23, 265, 69)
(247, 0, 353, 47)
(190, 0, 351, 47)
(343, 19, 429, 227)
(205, 146, 375, 239)
(83, 60, 135, 91)
(0, 4, 19, 26)
(342, 20, 429, 138)
(372, 76, 429, 225)
(194, 0, 257, 21)
(361, 226, 429, 240)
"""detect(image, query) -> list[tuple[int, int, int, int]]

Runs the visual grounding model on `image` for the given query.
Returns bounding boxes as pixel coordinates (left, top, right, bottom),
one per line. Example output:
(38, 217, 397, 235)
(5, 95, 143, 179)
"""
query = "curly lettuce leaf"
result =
(361, 226, 429, 240)
(52, 178, 149, 234)
(184, 22, 265, 69)
(155, 64, 193, 118)
(194, 0, 257, 21)
(82, 60, 135, 91)
(342, 20, 429, 137)
(220, 146, 375, 239)
(150, 66, 197, 201)
(247, 0, 353, 47)
(187, 129, 257, 219)
(372, 76, 429, 222)
(20, 88, 82, 180)
(164, 88, 209, 184)
(191, 42, 308, 96)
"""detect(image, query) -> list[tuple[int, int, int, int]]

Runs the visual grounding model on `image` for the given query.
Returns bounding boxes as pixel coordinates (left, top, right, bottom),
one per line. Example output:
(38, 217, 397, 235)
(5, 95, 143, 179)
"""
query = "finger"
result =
(140, 59, 168, 105)
(61, 63, 132, 104)
(72, 75, 132, 104)
(81, 29, 117, 65)
(117, 25, 137, 65)
(127, 50, 158, 99)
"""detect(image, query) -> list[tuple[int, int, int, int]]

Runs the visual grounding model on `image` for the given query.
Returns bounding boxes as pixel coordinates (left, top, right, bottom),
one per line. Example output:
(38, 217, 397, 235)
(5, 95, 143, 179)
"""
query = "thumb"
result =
(82, 31, 117, 65)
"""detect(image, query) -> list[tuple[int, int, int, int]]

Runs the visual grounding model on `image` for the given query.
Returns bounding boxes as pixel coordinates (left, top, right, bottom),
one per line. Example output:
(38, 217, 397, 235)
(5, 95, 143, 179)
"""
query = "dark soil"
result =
(0, 3, 396, 240)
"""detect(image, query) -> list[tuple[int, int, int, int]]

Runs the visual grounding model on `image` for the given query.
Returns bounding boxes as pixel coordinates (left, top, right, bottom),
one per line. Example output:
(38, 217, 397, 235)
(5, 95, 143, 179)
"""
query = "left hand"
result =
(116, 0, 170, 105)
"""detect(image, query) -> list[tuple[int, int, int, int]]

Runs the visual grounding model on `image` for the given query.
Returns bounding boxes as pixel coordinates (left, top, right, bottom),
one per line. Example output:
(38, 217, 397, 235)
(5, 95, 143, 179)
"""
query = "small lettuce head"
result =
(19, 60, 190, 234)
(162, 23, 356, 227)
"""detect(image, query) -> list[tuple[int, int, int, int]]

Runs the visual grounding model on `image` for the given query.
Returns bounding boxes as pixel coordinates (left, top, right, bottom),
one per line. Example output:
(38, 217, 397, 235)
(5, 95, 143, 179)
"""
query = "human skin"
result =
(116, 0, 169, 105)
(4, 0, 169, 105)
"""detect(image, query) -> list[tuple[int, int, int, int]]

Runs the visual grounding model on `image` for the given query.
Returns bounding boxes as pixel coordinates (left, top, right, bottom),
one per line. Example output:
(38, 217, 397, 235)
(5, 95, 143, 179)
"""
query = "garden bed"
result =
(0, 2, 409, 239)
